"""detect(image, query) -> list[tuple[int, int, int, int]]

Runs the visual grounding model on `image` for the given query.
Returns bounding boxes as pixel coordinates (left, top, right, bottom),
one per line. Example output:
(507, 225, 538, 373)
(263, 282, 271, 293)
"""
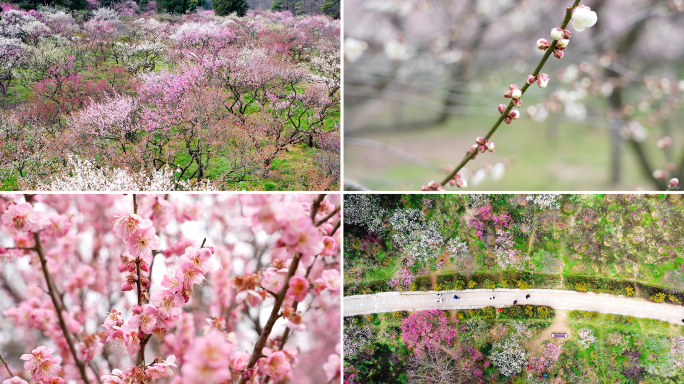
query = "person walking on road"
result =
(526, 294, 530, 299)
(453, 295, 460, 299)
(490, 296, 495, 300)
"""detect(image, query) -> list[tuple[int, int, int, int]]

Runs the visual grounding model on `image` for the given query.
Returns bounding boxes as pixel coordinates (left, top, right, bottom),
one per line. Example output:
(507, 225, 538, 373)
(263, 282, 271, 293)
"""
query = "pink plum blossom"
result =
(287, 275, 309, 302)
(2, 203, 40, 233)
(126, 226, 160, 259)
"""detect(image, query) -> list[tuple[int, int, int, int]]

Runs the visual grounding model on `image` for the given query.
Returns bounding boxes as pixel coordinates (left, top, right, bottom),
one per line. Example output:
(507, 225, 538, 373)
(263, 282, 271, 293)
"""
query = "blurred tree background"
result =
(344, 0, 684, 191)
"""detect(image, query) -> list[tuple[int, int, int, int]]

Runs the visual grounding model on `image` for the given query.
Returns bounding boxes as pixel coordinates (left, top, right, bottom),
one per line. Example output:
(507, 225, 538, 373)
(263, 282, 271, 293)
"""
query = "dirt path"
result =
(526, 309, 571, 355)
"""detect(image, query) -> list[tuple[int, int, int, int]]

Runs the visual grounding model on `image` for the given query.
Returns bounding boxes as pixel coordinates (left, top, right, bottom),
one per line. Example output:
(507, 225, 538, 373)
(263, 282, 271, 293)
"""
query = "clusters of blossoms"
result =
(425, 3, 599, 191)
(0, 194, 341, 384)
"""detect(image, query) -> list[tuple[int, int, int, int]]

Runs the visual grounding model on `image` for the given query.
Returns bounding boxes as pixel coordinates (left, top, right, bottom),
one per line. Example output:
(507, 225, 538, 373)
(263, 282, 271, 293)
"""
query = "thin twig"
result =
(314, 205, 341, 227)
(0, 351, 14, 377)
(439, 0, 582, 187)
(32, 231, 91, 384)
(237, 194, 325, 384)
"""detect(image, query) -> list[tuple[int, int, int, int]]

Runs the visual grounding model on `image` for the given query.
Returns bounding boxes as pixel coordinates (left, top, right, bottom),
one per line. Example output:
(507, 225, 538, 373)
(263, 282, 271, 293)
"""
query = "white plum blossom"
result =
(490, 337, 528, 377)
(571, 5, 598, 32)
(577, 328, 597, 349)
(344, 37, 368, 62)
(384, 39, 409, 61)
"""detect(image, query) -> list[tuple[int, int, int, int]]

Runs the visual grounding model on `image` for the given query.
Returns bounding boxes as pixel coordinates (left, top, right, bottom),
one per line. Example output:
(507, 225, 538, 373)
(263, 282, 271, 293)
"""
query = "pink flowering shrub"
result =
(400, 309, 459, 358)
(0, 193, 341, 384)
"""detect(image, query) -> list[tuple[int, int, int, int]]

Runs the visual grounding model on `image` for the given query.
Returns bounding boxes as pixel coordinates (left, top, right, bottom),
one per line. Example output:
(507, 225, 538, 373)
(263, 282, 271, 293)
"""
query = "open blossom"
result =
(146, 355, 177, 380)
(113, 212, 153, 239)
(130, 304, 158, 334)
(179, 246, 213, 274)
(181, 330, 234, 383)
(263, 351, 291, 379)
(20, 346, 61, 382)
(321, 269, 341, 292)
(150, 290, 184, 319)
(571, 5, 598, 32)
(42, 214, 72, 238)
(126, 226, 160, 259)
(2, 378, 28, 384)
(261, 269, 284, 292)
(279, 217, 324, 256)
(322, 349, 340, 380)
(287, 275, 309, 302)
(233, 352, 250, 371)
(2, 203, 40, 233)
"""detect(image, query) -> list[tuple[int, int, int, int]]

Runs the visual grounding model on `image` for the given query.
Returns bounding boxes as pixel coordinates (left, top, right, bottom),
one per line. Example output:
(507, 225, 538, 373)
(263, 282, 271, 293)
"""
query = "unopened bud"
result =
(456, 179, 467, 188)
(486, 142, 495, 152)
(669, 178, 679, 188)
(511, 88, 522, 99)
(656, 136, 672, 149)
(133, 305, 143, 314)
(141, 278, 150, 287)
(498, 104, 507, 113)
(503, 89, 512, 98)
(478, 145, 486, 154)
(504, 117, 512, 125)
(550, 27, 564, 41)
(562, 29, 572, 39)
(121, 281, 133, 291)
(526, 75, 536, 85)
(536, 38, 551, 50)
(476, 136, 486, 145)
(653, 169, 667, 180)
(557, 39, 569, 49)
(508, 109, 520, 120)
(512, 98, 522, 107)
(449, 179, 456, 186)
(553, 49, 564, 59)
(537, 73, 550, 88)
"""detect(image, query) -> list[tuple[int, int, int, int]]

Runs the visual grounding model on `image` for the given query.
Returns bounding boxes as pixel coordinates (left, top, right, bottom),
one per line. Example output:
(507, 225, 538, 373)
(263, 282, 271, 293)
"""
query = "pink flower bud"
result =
(476, 136, 486, 145)
(486, 142, 495, 152)
(503, 89, 512, 98)
(504, 117, 512, 125)
(421, 185, 429, 191)
(550, 28, 564, 41)
(133, 305, 143, 314)
(536, 38, 551, 50)
(478, 145, 486, 154)
(141, 278, 150, 287)
(657, 136, 672, 149)
(449, 179, 456, 186)
(669, 178, 679, 188)
(121, 281, 133, 291)
(512, 98, 522, 107)
(553, 49, 564, 59)
(428, 181, 438, 188)
(511, 88, 522, 99)
(469, 144, 478, 152)
(498, 104, 507, 113)
(653, 170, 667, 180)
(509, 84, 519, 90)
(537, 73, 550, 88)
(456, 179, 467, 188)
(508, 109, 520, 120)
(562, 29, 572, 39)
(526, 75, 535, 85)
(556, 39, 569, 49)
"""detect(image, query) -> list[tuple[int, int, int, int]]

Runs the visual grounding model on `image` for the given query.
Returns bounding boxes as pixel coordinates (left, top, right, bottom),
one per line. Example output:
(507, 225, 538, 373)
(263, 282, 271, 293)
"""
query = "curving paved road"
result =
(344, 289, 684, 325)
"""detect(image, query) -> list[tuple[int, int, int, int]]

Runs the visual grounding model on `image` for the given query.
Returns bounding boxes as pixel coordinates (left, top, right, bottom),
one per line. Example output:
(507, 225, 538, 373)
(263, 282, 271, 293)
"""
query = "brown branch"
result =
(237, 194, 326, 384)
(628, 140, 668, 190)
(0, 351, 14, 377)
(439, 0, 582, 187)
(32, 232, 91, 384)
(314, 205, 340, 227)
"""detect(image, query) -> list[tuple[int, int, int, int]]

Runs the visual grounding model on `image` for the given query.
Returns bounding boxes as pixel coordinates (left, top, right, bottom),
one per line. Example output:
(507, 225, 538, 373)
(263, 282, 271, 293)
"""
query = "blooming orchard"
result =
(0, 193, 341, 384)
(0, 7, 340, 191)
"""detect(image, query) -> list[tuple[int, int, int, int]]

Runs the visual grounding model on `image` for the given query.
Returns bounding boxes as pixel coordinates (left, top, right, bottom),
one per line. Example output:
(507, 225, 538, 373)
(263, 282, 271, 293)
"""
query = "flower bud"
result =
(562, 29, 572, 39)
(478, 145, 486, 154)
(536, 38, 551, 50)
(511, 88, 522, 99)
(121, 281, 133, 291)
(553, 49, 564, 59)
(526, 75, 536, 85)
(469, 144, 478, 153)
(669, 178, 679, 188)
(512, 98, 522, 107)
(476, 136, 486, 145)
(133, 305, 143, 314)
(486, 142, 495, 152)
(537, 73, 550, 88)
(428, 181, 438, 188)
(504, 117, 512, 125)
(509, 84, 519, 90)
(498, 104, 507, 113)
(652, 169, 667, 180)
(449, 178, 456, 186)
(508, 109, 520, 120)
(550, 27, 564, 41)
(456, 179, 467, 188)
(503, 89, 512, 98)
(557, 39, 569, 49)
(657, 136, 672, 149)
(141, 277, 150, 287)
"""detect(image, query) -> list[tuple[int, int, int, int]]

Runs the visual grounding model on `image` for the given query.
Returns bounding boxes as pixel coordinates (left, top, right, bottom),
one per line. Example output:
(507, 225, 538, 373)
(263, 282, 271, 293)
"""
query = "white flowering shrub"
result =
(343, 194, 388, 237)
(577, 327, 597, 349)
(30, 155, 217, 191)
(390, 208, 444, 263)
(343, 321, 373, 358)
(446, 237, 468, 256)
(526, 194, 561, 210)
(490, 337, 529, 377)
